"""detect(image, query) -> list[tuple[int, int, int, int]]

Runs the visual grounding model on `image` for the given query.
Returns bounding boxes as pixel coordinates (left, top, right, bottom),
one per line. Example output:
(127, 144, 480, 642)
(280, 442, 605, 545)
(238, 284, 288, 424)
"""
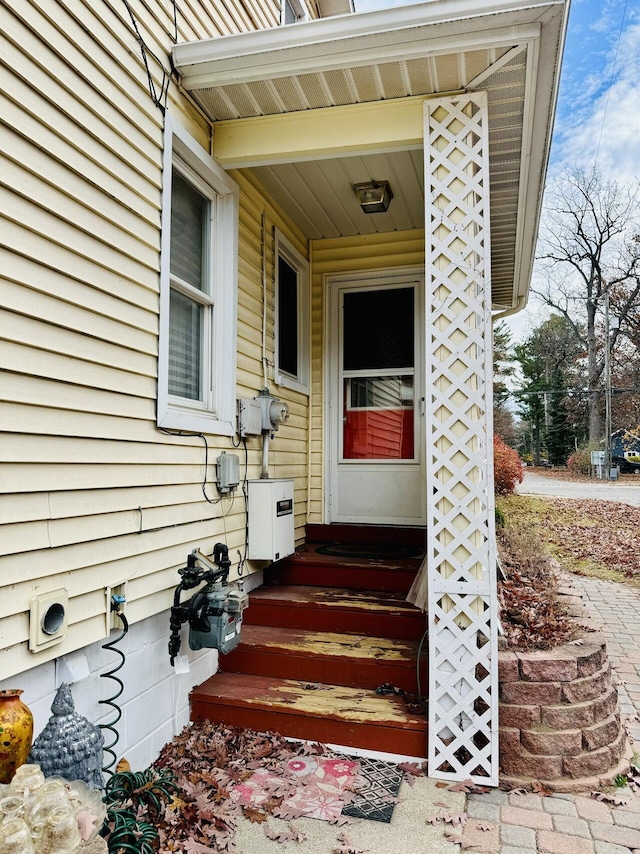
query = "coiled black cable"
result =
(99, 603, 128, 777)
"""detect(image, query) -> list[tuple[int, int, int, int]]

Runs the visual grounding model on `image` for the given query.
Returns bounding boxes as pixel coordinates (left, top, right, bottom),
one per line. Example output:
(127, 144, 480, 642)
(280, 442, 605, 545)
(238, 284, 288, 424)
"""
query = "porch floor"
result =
(189, 526, 428, 757)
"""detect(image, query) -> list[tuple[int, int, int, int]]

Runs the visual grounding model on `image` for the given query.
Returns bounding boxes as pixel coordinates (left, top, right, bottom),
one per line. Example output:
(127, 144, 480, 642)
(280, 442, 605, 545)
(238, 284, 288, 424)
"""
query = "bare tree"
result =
(534, 167, 640, 442)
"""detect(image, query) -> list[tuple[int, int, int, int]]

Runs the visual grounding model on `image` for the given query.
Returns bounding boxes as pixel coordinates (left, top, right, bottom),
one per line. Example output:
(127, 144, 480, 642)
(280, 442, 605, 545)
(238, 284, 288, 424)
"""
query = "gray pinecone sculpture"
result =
(29, 683, 104, 788)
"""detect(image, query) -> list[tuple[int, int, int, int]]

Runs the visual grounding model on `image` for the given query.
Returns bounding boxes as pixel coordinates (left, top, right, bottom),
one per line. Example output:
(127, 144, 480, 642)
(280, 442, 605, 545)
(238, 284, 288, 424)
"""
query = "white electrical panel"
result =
(247, 479, 295, 562)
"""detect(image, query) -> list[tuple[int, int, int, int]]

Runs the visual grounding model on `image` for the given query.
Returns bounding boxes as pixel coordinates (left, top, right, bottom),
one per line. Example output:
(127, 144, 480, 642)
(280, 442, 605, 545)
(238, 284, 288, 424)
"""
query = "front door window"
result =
(341, 286, 416, 461)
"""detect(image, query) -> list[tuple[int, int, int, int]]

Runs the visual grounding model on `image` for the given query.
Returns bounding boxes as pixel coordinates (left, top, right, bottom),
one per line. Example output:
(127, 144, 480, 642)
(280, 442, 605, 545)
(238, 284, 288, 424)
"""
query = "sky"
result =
(506, 0, 640, 342)
(354, 0, 640, 342)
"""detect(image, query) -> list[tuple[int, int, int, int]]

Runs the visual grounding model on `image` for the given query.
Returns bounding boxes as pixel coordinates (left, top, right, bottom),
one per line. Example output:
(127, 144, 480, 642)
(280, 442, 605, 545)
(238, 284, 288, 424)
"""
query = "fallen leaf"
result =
(264, 823, 306, 843)
(476, 822, 494, 832)
(242, 806, 268, 824)
(426, 814, 441, 825)
(328, 814, 354, 826)
(435, 781, 449, 789)
(331, 830, 369, 854)
(272, 804, 306, 821)
(532, 781, 552, 797)
(448, 780, 478, 793)
(591, 791, 629, 805)
(442, 812, 467, 827)
(184, 839, 218, 853)
(433, 801, 450, 808)
(398, 762, 424, 776)
(508, 787, 528, 796)
(444, 829, 476, 849)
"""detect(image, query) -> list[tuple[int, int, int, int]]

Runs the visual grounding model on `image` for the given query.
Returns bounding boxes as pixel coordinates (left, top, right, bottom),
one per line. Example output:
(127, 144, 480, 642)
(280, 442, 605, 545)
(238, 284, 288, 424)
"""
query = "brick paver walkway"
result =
(464, 573, 640, 854)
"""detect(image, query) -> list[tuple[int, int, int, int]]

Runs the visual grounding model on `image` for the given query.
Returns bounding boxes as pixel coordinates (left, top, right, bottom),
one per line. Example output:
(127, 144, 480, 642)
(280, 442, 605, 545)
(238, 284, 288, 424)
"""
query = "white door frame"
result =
(323, 267, 426, 526)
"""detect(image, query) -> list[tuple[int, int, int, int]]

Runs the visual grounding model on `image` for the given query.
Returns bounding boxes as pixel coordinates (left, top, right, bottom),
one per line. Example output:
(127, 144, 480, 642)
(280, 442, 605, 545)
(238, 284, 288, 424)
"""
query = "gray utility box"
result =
(247, 479, 294, 562)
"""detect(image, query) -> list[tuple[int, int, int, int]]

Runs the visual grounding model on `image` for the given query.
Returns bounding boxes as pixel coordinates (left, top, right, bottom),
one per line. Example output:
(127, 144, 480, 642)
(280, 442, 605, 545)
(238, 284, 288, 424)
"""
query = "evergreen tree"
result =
(546, 368, 573, 465)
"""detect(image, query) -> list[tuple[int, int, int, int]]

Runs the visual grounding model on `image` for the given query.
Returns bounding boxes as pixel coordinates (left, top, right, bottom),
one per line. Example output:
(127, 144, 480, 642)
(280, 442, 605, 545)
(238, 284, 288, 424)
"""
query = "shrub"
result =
(493, 434, 523, 495)
(567, 444, 599, 476)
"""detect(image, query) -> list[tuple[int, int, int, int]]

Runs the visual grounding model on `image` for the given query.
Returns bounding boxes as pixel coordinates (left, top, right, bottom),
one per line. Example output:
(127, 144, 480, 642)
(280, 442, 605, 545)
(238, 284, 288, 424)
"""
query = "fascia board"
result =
(174, 0, 564, 87)
(512, 3, 569, 305)
(179, 23, 541, 89)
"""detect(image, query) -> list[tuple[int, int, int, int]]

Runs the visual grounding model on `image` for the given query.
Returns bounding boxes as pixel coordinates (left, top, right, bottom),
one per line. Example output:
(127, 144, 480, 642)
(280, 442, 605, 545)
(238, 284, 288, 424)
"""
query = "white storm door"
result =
(328, 273, 426, 525)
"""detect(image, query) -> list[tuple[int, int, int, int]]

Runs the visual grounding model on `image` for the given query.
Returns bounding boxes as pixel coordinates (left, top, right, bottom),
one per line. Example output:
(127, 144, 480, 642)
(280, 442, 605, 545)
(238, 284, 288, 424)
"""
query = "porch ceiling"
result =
(173, 0, 569, 310)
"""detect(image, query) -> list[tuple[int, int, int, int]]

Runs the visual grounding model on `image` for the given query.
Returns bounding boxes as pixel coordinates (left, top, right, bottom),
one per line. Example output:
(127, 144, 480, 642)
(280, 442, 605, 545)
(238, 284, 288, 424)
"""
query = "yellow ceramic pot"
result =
(0, 690, 34, 784)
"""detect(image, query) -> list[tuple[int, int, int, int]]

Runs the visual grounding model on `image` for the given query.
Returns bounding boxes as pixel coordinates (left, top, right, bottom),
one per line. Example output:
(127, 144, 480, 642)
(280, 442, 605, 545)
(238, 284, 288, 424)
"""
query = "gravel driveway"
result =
(517, 469, 640, 506)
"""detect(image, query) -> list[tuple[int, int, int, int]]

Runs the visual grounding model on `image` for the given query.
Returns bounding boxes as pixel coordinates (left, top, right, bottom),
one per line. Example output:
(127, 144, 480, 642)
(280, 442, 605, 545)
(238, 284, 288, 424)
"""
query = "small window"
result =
(274, 231, 309, 395)
(158, 116, 239, 435)
(281, 0, 308, 24)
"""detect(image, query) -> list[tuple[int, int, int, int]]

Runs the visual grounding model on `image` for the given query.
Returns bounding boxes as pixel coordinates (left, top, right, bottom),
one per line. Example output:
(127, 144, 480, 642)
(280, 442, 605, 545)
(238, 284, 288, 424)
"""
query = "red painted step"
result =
(220, 624, 428, 693)
(270, 545, 421, 593)
(190, 672, 427, 757)
(243, 584, 426, 641)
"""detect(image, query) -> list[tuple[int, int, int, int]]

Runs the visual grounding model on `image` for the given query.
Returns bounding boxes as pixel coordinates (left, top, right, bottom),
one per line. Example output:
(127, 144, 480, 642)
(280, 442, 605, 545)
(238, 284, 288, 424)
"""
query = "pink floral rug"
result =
(230, 755, 360, 822)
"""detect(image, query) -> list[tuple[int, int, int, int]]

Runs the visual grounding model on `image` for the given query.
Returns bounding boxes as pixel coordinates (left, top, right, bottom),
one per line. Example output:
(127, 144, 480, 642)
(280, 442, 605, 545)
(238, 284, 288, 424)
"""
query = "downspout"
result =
(306, 238, 313, 523)
(492, 295, 526, 321)
(261, 210, 270, 390)
(261, 211, 270, 479)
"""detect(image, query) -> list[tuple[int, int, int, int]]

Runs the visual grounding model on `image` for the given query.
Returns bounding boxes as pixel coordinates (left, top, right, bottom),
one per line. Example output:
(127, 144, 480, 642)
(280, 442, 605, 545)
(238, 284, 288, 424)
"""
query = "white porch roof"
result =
(173, 0, 569, 309)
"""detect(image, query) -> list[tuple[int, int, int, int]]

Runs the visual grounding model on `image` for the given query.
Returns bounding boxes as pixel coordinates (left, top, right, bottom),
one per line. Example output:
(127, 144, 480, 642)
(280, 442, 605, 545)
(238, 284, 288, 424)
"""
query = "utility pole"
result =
(604, 291, 613, 479)
(604, 290, 618, 480)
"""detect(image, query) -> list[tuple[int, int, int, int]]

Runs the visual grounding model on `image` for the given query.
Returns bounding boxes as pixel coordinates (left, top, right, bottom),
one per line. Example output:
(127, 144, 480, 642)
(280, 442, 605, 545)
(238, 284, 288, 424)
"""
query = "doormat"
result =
(341, 757, 404, 823)
(231, 755, 361, 823)
(315, 543, 423, 560)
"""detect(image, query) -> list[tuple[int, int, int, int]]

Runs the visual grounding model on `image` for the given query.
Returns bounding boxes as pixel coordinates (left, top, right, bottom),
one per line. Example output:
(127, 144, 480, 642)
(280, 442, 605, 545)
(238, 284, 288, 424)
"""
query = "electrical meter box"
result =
(247, 479, 294, 561)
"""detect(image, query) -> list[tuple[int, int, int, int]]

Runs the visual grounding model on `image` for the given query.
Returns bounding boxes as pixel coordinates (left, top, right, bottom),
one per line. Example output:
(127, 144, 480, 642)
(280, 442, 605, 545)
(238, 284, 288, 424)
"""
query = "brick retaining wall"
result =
(499, 638, 631, 791)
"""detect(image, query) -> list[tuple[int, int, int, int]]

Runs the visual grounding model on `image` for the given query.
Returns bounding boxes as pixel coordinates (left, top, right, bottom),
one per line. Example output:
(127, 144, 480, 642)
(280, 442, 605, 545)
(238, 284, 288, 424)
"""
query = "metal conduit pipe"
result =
(261, 430, 270, 479)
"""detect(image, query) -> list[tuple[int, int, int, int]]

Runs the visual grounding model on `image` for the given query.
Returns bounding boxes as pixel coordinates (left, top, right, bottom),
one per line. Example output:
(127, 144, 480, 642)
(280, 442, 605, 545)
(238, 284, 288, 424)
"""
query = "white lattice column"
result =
(424, 93, 498, 784)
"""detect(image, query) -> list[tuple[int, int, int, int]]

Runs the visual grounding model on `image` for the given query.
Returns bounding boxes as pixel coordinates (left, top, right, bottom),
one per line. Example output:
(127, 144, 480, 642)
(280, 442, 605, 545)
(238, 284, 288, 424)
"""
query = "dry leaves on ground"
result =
(497, 521, 582, 650)
(504, 495, 640, 580)
(153, 721, 356, 852)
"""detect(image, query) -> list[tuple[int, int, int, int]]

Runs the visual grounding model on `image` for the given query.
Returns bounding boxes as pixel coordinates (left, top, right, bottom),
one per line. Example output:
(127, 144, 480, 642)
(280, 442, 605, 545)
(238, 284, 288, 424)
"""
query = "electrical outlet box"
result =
(216, 452, 240, 493)
(29, 589, 69, 652)
(247, 479, 294, 561)
(237, 398, 263, 437)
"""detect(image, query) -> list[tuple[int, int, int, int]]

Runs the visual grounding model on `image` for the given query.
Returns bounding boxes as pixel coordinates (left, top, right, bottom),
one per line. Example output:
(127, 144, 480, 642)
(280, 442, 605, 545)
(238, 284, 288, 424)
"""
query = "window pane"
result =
(171, 172, 207, 291)
(343, 287, 414, 370)
(349, 375, 414, 409)
(283, 0, 297, 23)
(169, 289, 202, 400)
(343, 376, 414, 459)
(278, 255, 298, 377)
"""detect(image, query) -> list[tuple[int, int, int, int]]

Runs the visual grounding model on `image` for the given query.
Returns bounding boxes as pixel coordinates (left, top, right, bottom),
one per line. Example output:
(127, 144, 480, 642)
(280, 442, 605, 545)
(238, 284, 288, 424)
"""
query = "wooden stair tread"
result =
(285, 546, 423, 572)
(229, 624, 421, 663)
(191, 672, 425, 730)
(250, 584, 420, 615)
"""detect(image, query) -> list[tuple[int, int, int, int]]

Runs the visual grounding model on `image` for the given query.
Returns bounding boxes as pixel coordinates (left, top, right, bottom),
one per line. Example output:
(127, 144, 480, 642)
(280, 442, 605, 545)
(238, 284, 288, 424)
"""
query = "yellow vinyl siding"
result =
(308, 230, 426, 523)
(0, 0, 310, 682)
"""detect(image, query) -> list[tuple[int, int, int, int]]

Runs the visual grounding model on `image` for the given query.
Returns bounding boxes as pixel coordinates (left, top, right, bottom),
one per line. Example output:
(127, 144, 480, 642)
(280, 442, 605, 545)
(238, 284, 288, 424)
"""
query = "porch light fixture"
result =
(353, 180, 393, 214)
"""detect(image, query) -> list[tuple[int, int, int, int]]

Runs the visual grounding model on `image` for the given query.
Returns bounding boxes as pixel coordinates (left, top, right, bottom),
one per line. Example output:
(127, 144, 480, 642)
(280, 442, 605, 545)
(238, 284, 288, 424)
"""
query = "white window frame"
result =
(280, 0, 309, 25)
(158, 115, 239, 435)
(274, 230, 310, 396)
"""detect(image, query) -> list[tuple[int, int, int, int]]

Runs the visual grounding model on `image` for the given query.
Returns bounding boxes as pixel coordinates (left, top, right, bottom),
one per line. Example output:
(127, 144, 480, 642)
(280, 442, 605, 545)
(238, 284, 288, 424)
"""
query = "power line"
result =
(594, 0, 628, 167)
(510, 387, 640, 397)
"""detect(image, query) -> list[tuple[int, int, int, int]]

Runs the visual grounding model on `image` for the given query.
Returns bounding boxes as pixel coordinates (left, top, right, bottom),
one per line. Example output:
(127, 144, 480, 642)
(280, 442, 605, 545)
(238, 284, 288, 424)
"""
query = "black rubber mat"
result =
(315, 543, 423, 560)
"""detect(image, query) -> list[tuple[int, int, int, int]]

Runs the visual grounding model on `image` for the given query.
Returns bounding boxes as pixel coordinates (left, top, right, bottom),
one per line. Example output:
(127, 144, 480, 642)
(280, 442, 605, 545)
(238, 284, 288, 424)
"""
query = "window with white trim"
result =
(274, 230, 309, 395)
(158, 116, 239, 435)
(281, 0, 308, 24)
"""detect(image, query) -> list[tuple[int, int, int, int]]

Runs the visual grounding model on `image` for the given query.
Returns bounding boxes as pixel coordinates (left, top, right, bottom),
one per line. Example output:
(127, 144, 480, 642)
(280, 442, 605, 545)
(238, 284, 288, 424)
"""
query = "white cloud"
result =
(553, 16, 640, 184)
